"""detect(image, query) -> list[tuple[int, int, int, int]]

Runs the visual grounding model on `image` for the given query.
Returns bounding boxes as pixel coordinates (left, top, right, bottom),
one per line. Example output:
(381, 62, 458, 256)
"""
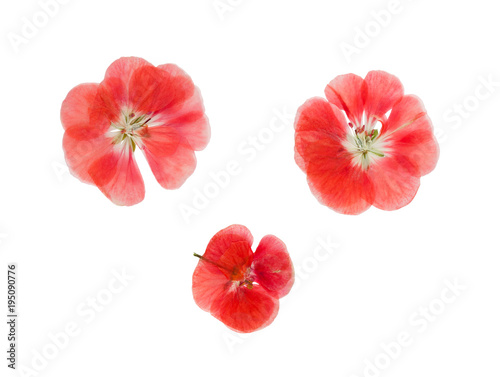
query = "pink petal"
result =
(294, 97, 348, 171)
(154, 87, 210, 151)
(89, 78, 127, 126)
(129, 64, 195, 115)
(204, 225, 254, 262)
(104, 57, 154, 89)
(294, 97, 348, 138)
(61, 83, 113, 184)
(139, 126, 197, 189)
(87, 144, 145, 206)
(295, 98, 373, 215)
(382, 95, 439, 176)
(192, 257, 232, 315)
(63, 133, 111, 184)
(368, 152, 420, 211)
(61, 83, 100, 131)
(364, 71, 404, 125)
(98, 57, 155, 111)
(325, 73, 365, 126)
(306, 152, 374, 215)
(252, 235, 294, 298)
(211, 284, 280, 333)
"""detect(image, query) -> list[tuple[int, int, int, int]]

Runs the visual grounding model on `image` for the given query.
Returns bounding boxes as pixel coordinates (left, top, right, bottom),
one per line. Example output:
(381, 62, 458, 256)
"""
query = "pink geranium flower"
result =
(192, 225, 294, 333)
(294, 70, 439, 215)
(61, 57, 210, 205)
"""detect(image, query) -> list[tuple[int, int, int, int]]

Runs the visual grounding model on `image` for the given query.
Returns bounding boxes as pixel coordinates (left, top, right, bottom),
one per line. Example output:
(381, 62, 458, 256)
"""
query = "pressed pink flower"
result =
(192, 225, 294, 333)
(61, 57, 210, 205)
(294, 70, 439, 215)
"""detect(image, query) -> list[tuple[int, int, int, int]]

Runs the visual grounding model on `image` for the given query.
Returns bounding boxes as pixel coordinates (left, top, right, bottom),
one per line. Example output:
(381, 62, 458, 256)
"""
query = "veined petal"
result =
(306, 148, 374, 215)
(204, 225, 254, 262)
(325, 73, 365, 127)
(100, 57, 154, 110)
(156, 64, 197, 110)
(382, 95, 439, 176)
(368, 152, 420, 211)
(211, 284, 280, 333)
(153, 87, 211, 151)
(253, 235, 294, 298)
(192, 257, 232, 314)
(60, 83, 100, 130)
(295, 98, 373, 215)
(87, 143, 145, 206)
(129, 64, 195, 115)
(90, 77, 126, 126)
(139, 126, 197, 189)
(63, 132, 111, 185)
(294, 97, 348, 172)
(294, 97, 348, 139)
(61, 83, 114, 184)
(104, 57, 154, 89)
(364, 71, 404, 126)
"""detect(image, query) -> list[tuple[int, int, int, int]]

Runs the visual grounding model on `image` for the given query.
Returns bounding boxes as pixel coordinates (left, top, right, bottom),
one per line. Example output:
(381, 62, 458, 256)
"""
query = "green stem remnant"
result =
(193, 253, 232, 273)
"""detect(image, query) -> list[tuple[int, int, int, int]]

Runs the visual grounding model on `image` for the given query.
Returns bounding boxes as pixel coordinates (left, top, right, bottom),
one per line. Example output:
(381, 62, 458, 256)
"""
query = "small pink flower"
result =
(61, 57, 210, 205)
(294, 70, 439, 215)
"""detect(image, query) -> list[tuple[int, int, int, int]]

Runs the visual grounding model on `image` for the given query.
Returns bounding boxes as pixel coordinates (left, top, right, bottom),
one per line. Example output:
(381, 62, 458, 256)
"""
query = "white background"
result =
(1, 0, 499, 376)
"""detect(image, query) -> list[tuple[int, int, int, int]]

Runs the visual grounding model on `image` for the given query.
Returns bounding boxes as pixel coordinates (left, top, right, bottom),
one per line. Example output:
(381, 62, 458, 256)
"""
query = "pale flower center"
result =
(344, 121, 387, 170)
(108, 109, 152, 151)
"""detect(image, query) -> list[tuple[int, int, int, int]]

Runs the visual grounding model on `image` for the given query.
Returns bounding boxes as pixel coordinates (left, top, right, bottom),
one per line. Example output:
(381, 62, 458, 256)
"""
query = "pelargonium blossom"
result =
(61, 57, 210, 205)
(192, 225, 294, 333)
(294, 70, 439, 215)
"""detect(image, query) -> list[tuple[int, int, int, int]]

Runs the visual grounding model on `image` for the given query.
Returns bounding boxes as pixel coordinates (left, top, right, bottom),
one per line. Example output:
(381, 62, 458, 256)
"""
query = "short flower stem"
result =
(193, 253, 232, 272)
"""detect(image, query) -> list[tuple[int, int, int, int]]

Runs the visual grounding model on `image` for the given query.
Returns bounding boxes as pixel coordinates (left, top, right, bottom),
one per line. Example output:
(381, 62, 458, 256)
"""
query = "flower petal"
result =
(60, 83, 99, 130)
(294, 97, 348, 139)
(61, 83, 115, 184)
(211, 285, 280, 333)
(204, 225, 254, 263)
(192, 257, 231, 315)
(364, 71, 404, 125)
(382, 95, 439, 176)
(87, 144, 145, 206)
(294, 97, 348, 171)
(325, 73, 365, 127)
(368, 152, 420, 211)
(252, 235, 294, 299)
(157, 63, 197, 110)
(88, 78, 125, 126)
(104, 57, 154, 89)
(139, 126, 197, 189)
(63, 132, 111, 184)
(129, 64, 195, 115)
(306, 151, 374, 215)
(154, 87, 211, 151)
(97, 57, 155, 112)
(295, 98, 374, 215)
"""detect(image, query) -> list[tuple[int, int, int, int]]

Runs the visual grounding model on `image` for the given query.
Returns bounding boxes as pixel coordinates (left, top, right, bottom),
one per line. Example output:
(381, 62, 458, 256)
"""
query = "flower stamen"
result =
(109, 109, 153, 151)
(344, 121, 386, 169)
